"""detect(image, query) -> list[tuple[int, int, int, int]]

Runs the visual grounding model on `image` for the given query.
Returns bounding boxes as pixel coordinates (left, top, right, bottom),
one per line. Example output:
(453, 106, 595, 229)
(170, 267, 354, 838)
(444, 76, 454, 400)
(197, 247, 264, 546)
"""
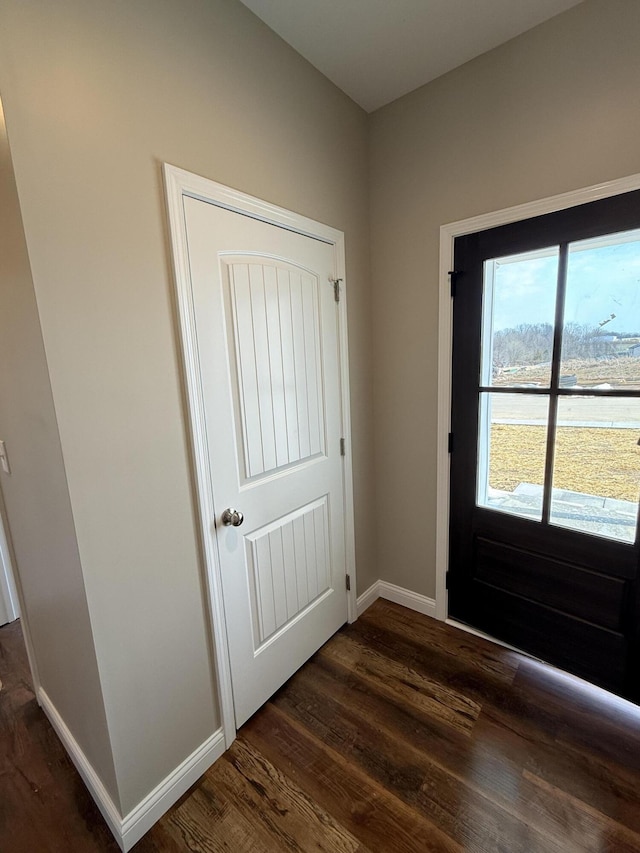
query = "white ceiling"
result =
(239, 0, 584, 112)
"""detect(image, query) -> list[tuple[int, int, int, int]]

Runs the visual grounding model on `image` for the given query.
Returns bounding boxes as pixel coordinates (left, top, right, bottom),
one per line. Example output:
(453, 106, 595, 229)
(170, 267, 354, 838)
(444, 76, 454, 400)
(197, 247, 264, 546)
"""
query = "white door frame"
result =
(0, 486, 41, 697)
(0, 505, 19, 624)
(436, 172, 640, 623)
(163, 164, 357, 746)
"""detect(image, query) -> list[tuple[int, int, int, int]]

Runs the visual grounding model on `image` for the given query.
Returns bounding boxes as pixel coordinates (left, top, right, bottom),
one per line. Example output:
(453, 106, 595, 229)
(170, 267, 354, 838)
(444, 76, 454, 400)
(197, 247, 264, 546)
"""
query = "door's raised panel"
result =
(468, 581, 627, 692)
(246, 497, 331, 649)
(225, 260, 326, 482)
(474, 536, 626, 631)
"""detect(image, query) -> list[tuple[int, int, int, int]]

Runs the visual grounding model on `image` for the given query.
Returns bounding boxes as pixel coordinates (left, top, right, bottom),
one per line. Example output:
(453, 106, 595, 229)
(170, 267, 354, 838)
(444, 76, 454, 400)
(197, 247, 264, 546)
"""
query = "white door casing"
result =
(164, 165, 356, 737)
(0, 507, 19, 626)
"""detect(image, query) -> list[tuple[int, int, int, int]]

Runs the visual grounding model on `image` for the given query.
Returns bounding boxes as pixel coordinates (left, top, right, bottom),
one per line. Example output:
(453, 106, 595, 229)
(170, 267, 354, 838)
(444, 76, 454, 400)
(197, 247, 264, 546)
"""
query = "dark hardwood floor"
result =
(3, 599, 640, 851)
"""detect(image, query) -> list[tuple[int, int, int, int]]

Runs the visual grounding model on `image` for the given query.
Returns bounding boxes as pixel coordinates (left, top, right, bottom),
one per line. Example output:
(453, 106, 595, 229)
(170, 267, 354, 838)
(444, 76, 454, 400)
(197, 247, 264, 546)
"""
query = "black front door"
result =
(449, 190, 640, 701)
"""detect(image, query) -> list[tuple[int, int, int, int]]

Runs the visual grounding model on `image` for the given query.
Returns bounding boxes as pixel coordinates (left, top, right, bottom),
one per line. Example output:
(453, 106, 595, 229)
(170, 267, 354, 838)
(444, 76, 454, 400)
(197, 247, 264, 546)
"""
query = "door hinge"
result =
(445, 571, 450, 590)
(448, 432, 453, 453)
(330, 277, 343, 303)
(346, 574, 351, 591)
(448, 270, 461, 298)
(340, 437, 346, 456)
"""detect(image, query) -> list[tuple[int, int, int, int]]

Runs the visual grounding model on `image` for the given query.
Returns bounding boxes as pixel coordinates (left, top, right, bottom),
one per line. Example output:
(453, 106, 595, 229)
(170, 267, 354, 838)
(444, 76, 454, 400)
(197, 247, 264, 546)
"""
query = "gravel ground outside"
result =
(493, 356, 640, 390)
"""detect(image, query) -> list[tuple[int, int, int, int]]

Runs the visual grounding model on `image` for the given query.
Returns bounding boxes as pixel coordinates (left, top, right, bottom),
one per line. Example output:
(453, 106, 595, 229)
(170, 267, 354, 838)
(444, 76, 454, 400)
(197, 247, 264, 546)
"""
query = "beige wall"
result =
(0, 0, 372, 814)
(0, 97, 119, 804)
(369, 0, 640, 597)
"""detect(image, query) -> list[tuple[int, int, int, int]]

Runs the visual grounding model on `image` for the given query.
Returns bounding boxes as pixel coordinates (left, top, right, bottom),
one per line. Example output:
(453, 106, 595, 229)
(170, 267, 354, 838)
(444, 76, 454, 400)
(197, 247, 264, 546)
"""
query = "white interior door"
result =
(183, 195, 350, 727)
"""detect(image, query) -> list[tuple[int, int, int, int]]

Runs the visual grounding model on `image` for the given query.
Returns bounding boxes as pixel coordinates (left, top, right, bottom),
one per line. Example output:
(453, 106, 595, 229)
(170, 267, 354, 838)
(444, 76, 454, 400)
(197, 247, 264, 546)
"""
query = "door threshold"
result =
(446, 617, 640, 707)
(445, 618, 537, 658)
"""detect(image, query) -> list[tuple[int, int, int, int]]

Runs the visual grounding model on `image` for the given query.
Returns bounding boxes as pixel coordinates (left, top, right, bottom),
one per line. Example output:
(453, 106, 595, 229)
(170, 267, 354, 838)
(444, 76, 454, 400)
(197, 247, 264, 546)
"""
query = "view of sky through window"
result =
(492, 229, 640, 334)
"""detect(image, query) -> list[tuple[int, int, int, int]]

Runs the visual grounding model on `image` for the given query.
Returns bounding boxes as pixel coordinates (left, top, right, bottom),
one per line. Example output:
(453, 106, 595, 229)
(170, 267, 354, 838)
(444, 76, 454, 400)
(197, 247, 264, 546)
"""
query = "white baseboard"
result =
(38, 687, 226, 851)
(356, 580, 382, 615)
(357, 580, 437, 619)
(120, 728, 226, 850)
(116, 729, 226, 853)
(38, 688, 123, 842)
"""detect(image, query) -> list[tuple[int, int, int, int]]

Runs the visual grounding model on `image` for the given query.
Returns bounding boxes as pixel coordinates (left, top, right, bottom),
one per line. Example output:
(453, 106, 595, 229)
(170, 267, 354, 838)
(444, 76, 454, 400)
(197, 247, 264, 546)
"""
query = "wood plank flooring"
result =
(3, 598, 640, 851)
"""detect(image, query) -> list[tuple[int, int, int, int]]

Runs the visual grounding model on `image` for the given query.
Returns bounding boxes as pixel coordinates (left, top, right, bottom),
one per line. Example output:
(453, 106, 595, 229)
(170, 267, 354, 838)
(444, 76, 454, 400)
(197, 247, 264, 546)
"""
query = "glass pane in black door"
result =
(561, 228, 640, 391)
(477, 392, 550, 521)
(550, 396, 640, 544)
(481, 247, 559, 388)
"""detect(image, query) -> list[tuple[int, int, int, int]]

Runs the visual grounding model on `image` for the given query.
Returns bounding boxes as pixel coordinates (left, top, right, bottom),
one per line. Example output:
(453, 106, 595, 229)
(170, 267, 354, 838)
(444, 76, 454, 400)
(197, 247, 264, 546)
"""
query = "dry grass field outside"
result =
(489, 424, 640, 501)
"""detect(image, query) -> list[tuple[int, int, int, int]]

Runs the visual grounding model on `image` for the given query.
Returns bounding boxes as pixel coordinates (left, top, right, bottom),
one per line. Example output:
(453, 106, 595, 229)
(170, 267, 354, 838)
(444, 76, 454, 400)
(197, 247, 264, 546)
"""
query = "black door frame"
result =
(437, 174, 640, 688)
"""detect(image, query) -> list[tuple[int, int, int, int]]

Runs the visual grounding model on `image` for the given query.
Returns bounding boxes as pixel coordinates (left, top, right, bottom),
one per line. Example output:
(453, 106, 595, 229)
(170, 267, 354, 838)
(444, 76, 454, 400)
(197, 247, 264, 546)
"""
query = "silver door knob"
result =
(221, 508, 244, 527)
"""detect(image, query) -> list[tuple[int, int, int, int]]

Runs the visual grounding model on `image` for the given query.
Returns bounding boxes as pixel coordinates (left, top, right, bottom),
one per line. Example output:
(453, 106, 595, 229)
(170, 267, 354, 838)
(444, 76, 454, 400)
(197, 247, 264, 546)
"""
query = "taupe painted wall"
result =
(0, 97, 119, 805)
(369, 0, 640, 597)
(0, 0, 372, 814)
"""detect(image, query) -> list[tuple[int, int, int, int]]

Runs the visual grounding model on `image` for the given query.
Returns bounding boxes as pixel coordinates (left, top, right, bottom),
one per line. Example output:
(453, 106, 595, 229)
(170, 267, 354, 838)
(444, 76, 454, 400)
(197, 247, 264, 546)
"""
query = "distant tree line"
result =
(492, 323, 636, 368)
